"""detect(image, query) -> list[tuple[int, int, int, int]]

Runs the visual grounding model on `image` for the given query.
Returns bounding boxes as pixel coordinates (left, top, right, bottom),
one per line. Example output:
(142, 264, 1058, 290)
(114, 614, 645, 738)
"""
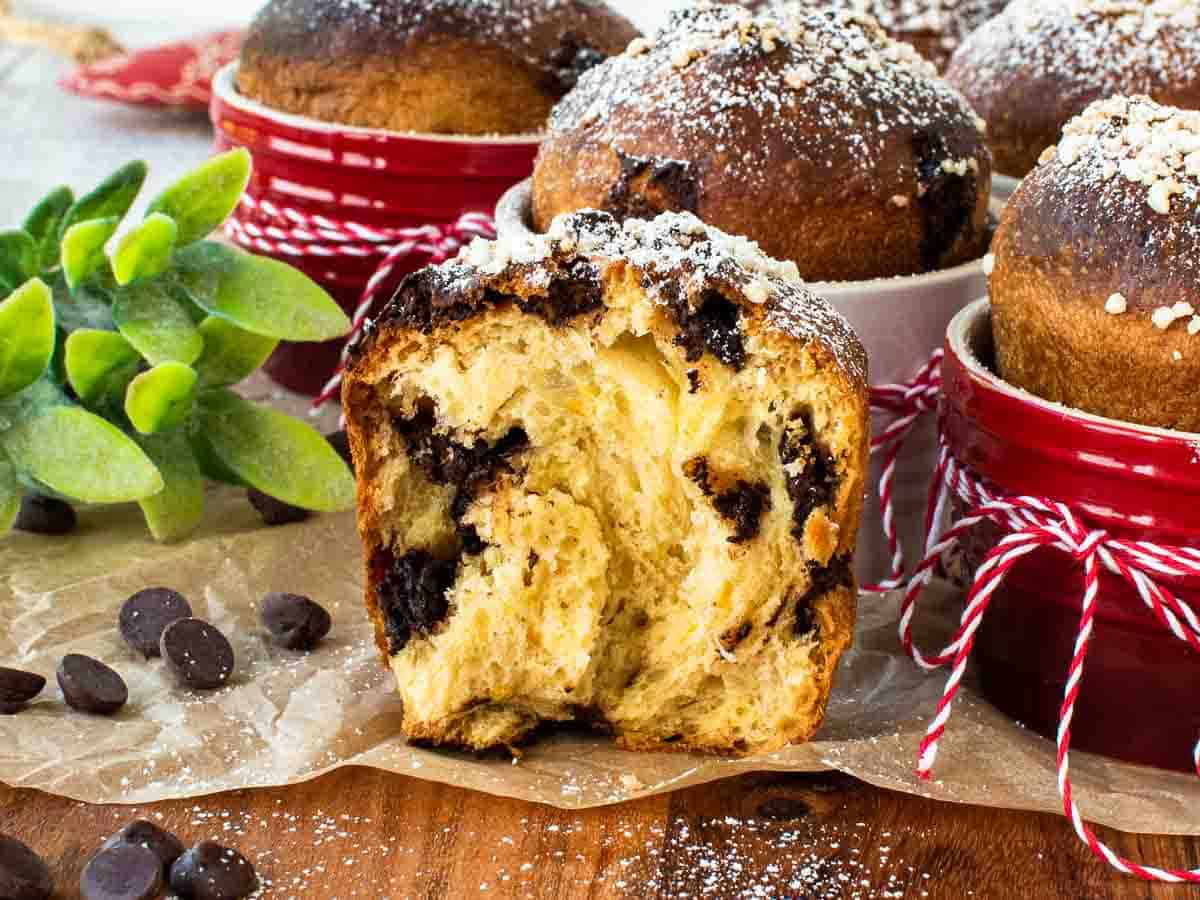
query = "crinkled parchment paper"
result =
(1, 377, 1198, 833)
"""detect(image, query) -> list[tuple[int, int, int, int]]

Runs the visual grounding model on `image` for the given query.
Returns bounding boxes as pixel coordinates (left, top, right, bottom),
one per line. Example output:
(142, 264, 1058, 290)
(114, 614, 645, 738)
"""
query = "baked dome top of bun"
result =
(533, 2, 993, 281)
(991, 95, 1200, 432)
(238, 0, 639, 135)
(1003, 95, 1200, 308)
(748, 0, 1008, 70)
(363, 209, 866, 380)
(946, 0, 1200, 177)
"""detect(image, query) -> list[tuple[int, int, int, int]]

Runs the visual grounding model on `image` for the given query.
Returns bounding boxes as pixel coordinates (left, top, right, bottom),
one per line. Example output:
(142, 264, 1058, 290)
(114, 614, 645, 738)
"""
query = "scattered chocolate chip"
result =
(100, 821, 184, 877)
(14, 495, 76, 535)
(0, 668, 45, 714)
(247, 488, 310, 527)
(80, 844, 162, 900)
(0, 834, 52, 900)
(169, 841, 257, 900)
(259, 593, 331, 651)
(159, 619, 235, 691)
(56, 655, 127, 715)
(326, 430, 354, 470)
(118, 588, 192, 659)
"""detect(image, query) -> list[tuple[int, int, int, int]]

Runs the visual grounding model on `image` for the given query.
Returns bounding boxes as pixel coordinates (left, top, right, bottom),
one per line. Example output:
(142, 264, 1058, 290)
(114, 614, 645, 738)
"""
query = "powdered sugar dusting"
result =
(549, 3, 985, 196)
(246, 0, 634, 79)
(948, 0, 1200, 106)
(774, 0, 1008, 68)
(451, 208, 866, 382)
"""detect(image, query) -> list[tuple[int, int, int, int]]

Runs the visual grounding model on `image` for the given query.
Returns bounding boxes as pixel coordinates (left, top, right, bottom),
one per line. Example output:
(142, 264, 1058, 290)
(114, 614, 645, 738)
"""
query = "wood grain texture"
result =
(2, 770, 1198, 899)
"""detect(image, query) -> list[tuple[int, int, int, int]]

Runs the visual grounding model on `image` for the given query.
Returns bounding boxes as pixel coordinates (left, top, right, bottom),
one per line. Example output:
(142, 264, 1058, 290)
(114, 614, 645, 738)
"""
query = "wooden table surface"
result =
(2, 768, 1199, 899)
(2, 10, 1199, 900)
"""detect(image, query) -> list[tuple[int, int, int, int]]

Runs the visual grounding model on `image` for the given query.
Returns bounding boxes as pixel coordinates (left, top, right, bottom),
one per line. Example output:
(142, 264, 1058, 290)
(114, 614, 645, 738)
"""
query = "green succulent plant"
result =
(0, 150, 356, 542)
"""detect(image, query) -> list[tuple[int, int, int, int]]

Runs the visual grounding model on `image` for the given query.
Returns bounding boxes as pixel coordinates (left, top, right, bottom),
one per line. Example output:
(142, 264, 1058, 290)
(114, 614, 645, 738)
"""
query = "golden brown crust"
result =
(238, 0, 638, 134)
(532, 5, 992, 282)
(991, 95, 1200, 433)
(723, 0, 1008, 71)
(946, 0, 1200, 178)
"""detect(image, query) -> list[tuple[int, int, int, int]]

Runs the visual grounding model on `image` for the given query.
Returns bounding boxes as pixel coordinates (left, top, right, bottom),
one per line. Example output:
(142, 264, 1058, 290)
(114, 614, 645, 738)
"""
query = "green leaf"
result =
(194, 317, 278, 387)
(192, 388, 355, 512)
(173, 242, 350, 341)
(23, 186, 73, 270)
(64, 329, 141, 406)
(0, 231, 37, 292)
(135, 431, 205, 542)
(52, 275, 116, 333)
(147, 149, 251, 246)
(59, 161, 147, 238)
(0, 449, 19, 534)
(112, 279, 204, 365)
(1, 405, 162, 503)
(112, 212, 177, 286)
(62, 217, 118, 289)
(0, 376, 70, 428)
(125, 362, 197, 434)
(0, 279, 55, 400)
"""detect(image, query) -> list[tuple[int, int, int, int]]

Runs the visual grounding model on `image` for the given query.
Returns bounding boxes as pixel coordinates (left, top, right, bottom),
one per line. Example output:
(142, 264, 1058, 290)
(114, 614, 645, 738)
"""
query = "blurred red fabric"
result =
(60, 30, 241, 108)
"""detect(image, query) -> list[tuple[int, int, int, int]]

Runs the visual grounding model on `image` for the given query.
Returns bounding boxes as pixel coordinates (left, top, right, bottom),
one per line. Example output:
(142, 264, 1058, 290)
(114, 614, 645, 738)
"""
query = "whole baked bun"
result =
(533, 3, 993, 282)
(237, 0, 639, 135)
(991, 95, 1200, 433)
(724, 0, 1009, 70)
(342, 209, 868, 754)
(946, 0, 1200, 177)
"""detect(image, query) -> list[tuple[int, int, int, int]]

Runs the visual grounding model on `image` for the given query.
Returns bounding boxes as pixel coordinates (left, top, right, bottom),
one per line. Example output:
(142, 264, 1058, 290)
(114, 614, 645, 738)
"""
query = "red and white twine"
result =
(873, 353, 1200, 884)
(223, 193, 496, 408)
(865, 350, 944, 592)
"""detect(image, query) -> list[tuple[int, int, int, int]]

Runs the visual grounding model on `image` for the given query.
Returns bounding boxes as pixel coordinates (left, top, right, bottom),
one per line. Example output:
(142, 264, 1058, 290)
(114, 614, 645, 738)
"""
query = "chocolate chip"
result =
(779, 412, 838, 540)
(169, 842, 257, 900)
(100, 821, 184, 877)
(609, 151, 700, 219)
(14, 495, 76, 535)
(511, 258, 604, 324)
(793, 556, 853, 638)
(374, 549, 456, 654)
(56, 655, 127, 715)
(259, 593, 331, 651)
(118, 588, 192, 659)
(160, 619, 235, 691)
(669, 289, 746, 370)
(0, 668, 45, 714)
(913, 130, 977, 270)
(80, 844, 162, 900)
(0, 835, 51, 900)
(684, 457, 771, 543)
(247, 488, 310, 527)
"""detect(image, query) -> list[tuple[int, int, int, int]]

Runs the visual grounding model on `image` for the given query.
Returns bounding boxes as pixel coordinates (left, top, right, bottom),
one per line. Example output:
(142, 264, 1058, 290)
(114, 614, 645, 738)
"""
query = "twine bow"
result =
(874, 352, 1200, 884)
(223, 193, 496, 409)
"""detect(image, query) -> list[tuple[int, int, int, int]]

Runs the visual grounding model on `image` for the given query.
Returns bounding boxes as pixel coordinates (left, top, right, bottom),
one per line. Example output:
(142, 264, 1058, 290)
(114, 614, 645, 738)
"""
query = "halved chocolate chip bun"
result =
(342, 210, 869, 755)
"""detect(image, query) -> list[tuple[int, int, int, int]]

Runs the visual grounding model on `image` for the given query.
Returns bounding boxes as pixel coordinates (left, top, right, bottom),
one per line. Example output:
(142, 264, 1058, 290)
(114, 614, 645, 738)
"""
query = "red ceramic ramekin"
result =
(209, 63, 541, 395)
(942, 298, 1200, 772)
